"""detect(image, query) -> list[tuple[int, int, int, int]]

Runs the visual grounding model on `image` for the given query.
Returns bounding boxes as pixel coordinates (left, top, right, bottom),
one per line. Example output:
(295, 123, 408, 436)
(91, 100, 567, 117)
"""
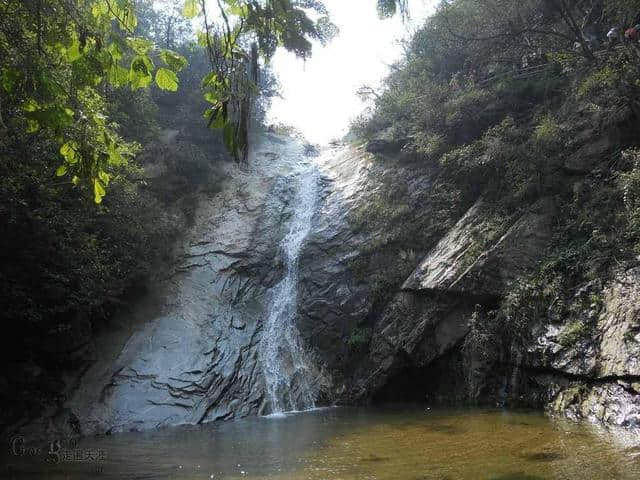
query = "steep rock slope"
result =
(296, 146, 446, 400)
(295, 143, 640, 428)
(43, 134, 328, 435)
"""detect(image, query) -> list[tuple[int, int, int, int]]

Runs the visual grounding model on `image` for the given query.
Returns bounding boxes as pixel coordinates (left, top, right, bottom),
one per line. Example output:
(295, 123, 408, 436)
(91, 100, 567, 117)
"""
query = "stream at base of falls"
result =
(4, 407, 640, 479)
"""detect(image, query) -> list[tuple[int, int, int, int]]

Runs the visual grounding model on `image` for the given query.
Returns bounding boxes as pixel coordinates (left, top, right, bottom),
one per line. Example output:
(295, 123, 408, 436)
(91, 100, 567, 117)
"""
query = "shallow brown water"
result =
(3, 407, 640, 479)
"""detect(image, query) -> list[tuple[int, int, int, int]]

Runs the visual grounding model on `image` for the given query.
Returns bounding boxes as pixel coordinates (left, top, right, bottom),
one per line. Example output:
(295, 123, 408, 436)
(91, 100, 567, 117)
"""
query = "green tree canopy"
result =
(0, 0, 190, 202)
(0, 0, 338, 202)
(0, 0, 415, 202)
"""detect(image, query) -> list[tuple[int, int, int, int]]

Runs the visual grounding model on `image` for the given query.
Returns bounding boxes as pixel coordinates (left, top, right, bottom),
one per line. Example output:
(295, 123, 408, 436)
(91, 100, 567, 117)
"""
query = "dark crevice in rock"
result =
(399, 287, 502, 309)
(183, 250, 249, 260)
(147, 400, 192, 409)
(370, 340, 469, 405)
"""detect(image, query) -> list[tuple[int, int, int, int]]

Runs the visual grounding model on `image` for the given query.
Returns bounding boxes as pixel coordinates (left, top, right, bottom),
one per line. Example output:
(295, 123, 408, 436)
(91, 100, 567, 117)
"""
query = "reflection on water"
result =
(3, 406, 640, 479)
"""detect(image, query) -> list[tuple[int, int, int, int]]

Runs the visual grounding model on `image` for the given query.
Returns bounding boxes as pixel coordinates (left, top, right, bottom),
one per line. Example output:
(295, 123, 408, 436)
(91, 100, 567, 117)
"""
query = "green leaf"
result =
(1, 68, 20, 92)
(196, 31, 209, 47)
(91, 1, 109, 18)
(183, 0, 201, 19)
(122, 5, 138, 31)
(107, 144, 124, 166)
(71, 175, 80, 186)
(107, 41, 124, 62)
(110, 2, 138, 31)
(107, 64, 129, 87)
(126, 37, 154, 55)
(26, 119, 39, 133)
(38, 74, 66, 98)
(203, 91, 218, 104)
(201, 72, 218, 87)
(155, 68, 178, 91)
(29, 106, 74, 131)
(228, 3, 249, 17)
(98, 170, 110, 186)
(60, 141, 79, 164)
(23, 99, 39, 112)
(56, 164, 68, 176)
(66, 37, 82, 62)
(102, 131, 113, 148)
(94, 178, 106, 204)
(159, 50, 188, 72)
(205, 107, 225, 129)
(129, 55, 154, 90)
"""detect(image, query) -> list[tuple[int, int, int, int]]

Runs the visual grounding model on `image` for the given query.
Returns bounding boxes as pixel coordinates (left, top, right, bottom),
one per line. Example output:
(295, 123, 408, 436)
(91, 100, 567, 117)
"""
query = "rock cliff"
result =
(21, 134, 640, 437)
(296, 142, 640, 428)
(37, 134, 330, 436)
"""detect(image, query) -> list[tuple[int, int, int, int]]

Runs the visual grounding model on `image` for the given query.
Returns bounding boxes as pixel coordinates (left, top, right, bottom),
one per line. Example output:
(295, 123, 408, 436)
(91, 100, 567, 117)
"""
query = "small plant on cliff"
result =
(623, 327, 639, 344)
(501, 272, 564, 337)
(577, 66, 619, 99)
(558, 320, 589, 347)
(347, 327, 371, 349)
(619, 149, 640, 254)
(534, 114, 562, 145)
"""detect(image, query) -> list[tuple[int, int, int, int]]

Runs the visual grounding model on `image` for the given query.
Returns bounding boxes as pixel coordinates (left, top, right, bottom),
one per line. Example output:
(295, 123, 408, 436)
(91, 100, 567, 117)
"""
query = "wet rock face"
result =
(62, 135, 320, 435)
(401, 201, 490, 294)
(292, 148, 566, 413)
(521, 267, 640, 427)
(349, 293, 473, 402)
(551, 383, 640, 427)
(293, 144, 640, 428)
(328, 193, 555, 405)
(596, 267, 640, 377)
(295, 146, 440, 398)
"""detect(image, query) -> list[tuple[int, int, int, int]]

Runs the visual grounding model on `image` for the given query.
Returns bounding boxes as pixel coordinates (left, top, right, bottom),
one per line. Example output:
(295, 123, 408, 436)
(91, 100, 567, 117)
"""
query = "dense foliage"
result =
(0, 0, 338, 204)
(353, 0, 640, 351)
(0, 0, 192, 203)
(0, 4, 191, 428)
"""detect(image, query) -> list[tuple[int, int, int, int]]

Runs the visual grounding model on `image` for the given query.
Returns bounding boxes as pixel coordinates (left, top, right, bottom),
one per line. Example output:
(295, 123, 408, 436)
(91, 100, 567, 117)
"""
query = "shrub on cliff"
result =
(351, 0, 640, 352)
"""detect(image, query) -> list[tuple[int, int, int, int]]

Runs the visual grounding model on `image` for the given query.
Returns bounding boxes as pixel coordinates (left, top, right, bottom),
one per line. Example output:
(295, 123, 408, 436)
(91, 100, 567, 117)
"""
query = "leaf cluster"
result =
(0, 0, 187, 202)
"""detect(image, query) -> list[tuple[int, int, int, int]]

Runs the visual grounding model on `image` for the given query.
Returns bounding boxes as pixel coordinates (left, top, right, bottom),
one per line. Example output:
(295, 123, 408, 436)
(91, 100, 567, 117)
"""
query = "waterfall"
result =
(260, 164, 319, 414)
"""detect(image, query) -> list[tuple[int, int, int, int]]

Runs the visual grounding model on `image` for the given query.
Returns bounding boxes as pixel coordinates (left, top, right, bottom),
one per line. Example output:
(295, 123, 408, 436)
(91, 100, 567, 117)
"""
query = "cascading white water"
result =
(260, 164, 319, 414)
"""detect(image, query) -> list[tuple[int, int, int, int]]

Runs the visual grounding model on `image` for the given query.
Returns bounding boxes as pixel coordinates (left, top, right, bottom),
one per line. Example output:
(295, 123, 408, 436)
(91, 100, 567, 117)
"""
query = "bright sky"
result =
(267, 0, 437, 144)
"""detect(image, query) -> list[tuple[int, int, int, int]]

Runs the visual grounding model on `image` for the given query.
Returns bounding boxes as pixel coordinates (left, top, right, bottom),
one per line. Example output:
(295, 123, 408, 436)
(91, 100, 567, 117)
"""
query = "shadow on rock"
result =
(520, 451, 565, 462)
(487, 474, 547, 480)
(360, 453, 391, 463)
